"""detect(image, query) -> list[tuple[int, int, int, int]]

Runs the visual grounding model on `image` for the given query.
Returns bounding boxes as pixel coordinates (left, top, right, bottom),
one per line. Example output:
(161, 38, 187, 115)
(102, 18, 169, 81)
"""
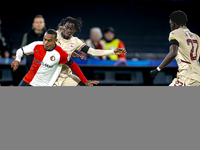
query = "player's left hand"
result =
(85, 80, 99, 86)
(114, 48, 127, 55)
(150, 69, 160, 79)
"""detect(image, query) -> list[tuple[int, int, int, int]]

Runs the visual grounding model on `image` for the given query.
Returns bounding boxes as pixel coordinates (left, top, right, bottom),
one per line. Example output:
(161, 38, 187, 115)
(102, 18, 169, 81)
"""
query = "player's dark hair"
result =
(46, 29, 57, 39)
(169, 10, 188, 26)
(58, 16, 83, 32)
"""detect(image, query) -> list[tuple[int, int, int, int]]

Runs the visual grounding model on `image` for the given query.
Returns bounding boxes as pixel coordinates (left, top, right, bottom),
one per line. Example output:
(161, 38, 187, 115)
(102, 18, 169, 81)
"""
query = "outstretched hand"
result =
(71, 52, 84, 59)
(114, 48, 127, 55)
(11, 60, 20, 71)
(85, 80, 99, 86)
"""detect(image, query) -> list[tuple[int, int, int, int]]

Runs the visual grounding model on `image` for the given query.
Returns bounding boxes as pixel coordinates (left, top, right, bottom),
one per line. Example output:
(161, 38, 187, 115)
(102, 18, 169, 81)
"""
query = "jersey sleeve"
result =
(59, 49, 71, 64)
(76, 38, 86, 52)
(22, 41, 40, 54)
(87, 47, 115, 56)
(15, 41, 40, 62)
(169, 31, 179, 46)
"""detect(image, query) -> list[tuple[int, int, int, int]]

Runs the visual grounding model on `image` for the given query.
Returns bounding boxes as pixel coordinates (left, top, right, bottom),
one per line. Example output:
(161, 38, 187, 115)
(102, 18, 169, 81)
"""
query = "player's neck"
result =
(172, 26, 187, 31)
(65, 36, 73, 40)
(179, 26, 187, 29)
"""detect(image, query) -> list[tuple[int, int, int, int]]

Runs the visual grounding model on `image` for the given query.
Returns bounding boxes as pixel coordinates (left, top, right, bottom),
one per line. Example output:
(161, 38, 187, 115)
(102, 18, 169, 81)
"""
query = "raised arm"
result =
(80, 45, 127, 56)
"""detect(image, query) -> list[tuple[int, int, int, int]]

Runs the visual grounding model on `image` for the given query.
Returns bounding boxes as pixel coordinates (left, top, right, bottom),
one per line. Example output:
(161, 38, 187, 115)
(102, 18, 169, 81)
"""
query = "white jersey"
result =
(21, 41, 70, 86)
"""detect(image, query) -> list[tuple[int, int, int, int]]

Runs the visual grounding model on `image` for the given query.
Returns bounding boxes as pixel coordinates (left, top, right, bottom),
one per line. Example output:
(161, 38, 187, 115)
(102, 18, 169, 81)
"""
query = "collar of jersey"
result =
(45, 44, 57, 52)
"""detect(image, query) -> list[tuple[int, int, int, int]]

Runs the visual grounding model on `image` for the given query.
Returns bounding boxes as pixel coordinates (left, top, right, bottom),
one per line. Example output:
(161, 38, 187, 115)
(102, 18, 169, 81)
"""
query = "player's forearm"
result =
(68, 62, 87, 83)
(159, 53, 176, 69)
(87, 48, 115, 56)
(15, 48, 23, 62)
(159, 45, 178, 69)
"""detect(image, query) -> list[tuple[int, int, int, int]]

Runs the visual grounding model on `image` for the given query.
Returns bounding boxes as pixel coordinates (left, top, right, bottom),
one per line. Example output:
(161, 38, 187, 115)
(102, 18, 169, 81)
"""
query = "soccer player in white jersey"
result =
(11, 29, 99, 86)
(150, 10, 200, 86)
(53, 17, 127, 86)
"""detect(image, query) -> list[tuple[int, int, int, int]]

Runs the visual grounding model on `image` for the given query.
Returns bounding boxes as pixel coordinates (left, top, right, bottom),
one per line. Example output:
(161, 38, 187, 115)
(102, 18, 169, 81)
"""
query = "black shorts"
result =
(18, 80, 32, 86)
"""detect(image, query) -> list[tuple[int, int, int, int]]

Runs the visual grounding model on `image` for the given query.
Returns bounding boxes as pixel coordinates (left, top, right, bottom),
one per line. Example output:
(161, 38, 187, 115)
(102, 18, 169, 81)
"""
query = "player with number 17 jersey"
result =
(168, 27, 200, 84)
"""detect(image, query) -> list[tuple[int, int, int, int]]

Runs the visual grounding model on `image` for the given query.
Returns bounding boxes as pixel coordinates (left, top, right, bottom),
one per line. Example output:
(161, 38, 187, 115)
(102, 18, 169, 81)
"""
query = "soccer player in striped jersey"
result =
(11, 29, 99, 86)
(150, 10, 200, 86)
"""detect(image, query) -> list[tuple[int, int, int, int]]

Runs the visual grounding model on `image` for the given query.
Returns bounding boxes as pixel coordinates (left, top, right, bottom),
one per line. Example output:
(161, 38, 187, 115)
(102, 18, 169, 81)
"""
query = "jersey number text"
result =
(187, 39, 198, 61)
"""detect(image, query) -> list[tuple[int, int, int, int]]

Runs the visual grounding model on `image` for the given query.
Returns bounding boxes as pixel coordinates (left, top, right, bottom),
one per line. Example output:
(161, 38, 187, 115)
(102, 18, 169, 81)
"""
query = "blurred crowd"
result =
(0, 17, 12, 59)
(0, 15, 126, 63)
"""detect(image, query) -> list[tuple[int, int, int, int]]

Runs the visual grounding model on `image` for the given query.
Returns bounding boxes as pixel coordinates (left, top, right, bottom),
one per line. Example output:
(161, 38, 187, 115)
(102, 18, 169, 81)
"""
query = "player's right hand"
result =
(11, 60, 20, 71)
(150, 69, 159, 79)
(85, 80, 99, 86)
(114, 48, 127, 55)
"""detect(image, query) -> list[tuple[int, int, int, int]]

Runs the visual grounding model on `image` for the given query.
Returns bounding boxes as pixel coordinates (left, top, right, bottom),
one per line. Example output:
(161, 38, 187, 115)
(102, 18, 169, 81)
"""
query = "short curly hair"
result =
(58, 16, 83, 32)
(169, 10, 188, 26)
(46, 29, 57, 39)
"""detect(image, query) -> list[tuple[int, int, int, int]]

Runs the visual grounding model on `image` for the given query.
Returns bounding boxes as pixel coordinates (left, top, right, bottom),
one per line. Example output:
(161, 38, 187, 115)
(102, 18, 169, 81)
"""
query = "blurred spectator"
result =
(102, 27, 126, 61)
(86, 27, 106, 60)
(0, 17, 13, 58)
(21, 14, 48, 73)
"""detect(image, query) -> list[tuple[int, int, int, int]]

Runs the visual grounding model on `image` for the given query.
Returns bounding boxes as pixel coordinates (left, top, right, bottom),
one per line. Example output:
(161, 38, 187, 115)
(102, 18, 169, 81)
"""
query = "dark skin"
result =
(150, 19, 181, 78)
(60, 22, 127, 56)
(11, 33, 99, 86)
(158, 19, 181, 70)
(11, 33, 57, 71)
(61, 22, 76, 40)
(43, 33, 58, 50)
(60, 23, 84, 59)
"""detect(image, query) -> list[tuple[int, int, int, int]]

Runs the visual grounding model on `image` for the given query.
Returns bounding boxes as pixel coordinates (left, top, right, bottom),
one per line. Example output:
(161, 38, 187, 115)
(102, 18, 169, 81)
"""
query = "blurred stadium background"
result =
(0, 0, 200, 86)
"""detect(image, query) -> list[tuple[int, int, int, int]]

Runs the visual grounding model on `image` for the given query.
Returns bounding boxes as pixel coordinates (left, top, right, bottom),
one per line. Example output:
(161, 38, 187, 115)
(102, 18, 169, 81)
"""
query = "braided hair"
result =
(58, 16, 83, 32)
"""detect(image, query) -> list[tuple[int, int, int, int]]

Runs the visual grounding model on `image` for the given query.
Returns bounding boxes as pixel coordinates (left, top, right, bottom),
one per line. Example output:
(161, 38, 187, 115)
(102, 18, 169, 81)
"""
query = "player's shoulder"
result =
(193, 32, 200, 39)
(54, 45, 68, 55)
(72, 36, 85, 46)
(169, 28, 184, 41)
(72, 36, 82, 42)
(27, 41, 43, 48)
(33, 41, 43, 44)
(169, 28, 181, 36)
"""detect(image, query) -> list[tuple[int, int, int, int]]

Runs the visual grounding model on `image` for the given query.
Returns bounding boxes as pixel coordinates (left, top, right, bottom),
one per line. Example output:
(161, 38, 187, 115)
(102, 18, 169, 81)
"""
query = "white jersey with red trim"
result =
(22, 41, 70, 86)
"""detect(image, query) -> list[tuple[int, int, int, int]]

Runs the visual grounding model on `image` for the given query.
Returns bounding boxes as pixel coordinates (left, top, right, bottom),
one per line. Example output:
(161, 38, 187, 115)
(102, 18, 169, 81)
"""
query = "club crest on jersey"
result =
(50, 55, 56, 61)
(70, 44, 74, 49)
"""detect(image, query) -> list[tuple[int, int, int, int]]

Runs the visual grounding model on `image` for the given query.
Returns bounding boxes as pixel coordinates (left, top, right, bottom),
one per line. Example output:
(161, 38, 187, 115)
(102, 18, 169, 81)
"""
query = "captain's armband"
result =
(169, 38, 179, 46)
(80, 45, 90, 53)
